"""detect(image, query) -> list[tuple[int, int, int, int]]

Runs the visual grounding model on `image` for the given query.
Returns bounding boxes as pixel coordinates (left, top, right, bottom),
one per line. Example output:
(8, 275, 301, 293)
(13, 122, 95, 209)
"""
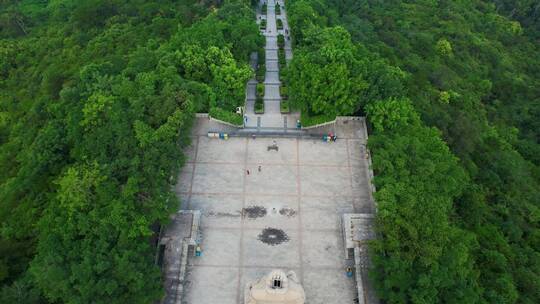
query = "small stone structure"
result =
(160, 210, 201, 304)
(342, 213, 377, 304)
(342, 213, 375, 259)
(245, 269, 305, 304)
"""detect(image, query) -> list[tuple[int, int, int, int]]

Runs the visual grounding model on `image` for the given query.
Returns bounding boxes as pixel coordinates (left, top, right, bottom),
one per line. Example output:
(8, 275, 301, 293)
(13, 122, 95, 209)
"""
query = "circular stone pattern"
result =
(258, 228, 289, 246)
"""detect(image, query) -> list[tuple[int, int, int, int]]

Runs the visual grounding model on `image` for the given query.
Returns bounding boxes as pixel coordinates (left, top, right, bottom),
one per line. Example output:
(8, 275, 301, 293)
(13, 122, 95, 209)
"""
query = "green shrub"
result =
(262, 3, 267, 13)
(256, 83, 265, 97)
(275, 4, 281, 15)
(280, 85, 288, 99)
(278, 48, 286, 68)
(280, 101, 290, 113)
(258, 47, 265, 63)
(255, 97, 264, 114)
(260, 19, 266, 30)
(277, 18, 283, 30)
(300, 112, 336, 127)
(256, 63, 266, 82)
(209, 107, 243, 126)
(278, 34, 285, 49)
(280, 66, 288, 79)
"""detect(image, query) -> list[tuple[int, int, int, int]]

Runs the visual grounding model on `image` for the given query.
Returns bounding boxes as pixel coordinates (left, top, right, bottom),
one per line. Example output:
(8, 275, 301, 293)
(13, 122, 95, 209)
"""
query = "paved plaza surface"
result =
(174, 119, 377, 304)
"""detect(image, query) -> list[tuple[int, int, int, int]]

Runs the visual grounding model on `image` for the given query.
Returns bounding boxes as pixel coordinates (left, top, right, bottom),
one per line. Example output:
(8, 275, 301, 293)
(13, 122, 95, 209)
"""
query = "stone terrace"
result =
(172, 118, 378, 304)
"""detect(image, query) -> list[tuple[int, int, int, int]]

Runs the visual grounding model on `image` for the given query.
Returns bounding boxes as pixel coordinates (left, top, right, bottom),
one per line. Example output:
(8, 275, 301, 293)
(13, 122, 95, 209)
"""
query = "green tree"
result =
(318, 0, 540, 302)
(286, 26, 367, 117)
(207, 47, 253, 110)
(31, 165, 163, 303)
(367, 105, 481, 303)
(435, 38, 453, 57)
(0, 0, 256, 300)
(365, 98, 419, 132)
(287, 0, 325, 45)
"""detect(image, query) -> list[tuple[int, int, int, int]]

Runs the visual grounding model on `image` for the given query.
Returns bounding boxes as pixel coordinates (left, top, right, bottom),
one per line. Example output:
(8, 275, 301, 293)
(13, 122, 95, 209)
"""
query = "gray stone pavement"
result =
(173, 119, 378, 303)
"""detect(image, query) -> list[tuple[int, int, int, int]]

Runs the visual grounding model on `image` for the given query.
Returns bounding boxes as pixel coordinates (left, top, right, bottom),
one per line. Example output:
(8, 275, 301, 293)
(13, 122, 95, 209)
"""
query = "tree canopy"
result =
(1, 0, 538, 303)
(286, 26, 367, 117)
(0, 0, 261, 302)
(286, 0, 540, 302)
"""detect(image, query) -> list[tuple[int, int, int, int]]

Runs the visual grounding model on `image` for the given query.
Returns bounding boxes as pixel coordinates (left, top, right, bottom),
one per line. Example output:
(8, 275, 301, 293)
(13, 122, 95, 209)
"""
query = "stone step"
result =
(265, 47, 292, 51)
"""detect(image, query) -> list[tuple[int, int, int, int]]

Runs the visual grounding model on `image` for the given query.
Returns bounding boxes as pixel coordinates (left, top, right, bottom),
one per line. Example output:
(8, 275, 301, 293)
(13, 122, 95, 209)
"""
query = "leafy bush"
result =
(256, 46, 266, 82)
(277, 18, 283, 30)
(278, 34, 285, 49)
(258, 47, 266, 63)
(275, 4, 281, 15)
(256, 63, 266, 82)
(256, 83, 265, 97)
(262, 3, 267, 14)
(260, 19, 266, 30)
(278, 48, 286, 68)
(280, 66, 288, 79)
(300, 112, 336, 127)
(280, 85, 288, 99)
(280, 101, 290, 113)
(255, 97, 264, 114)
(210, 107, 243, 126)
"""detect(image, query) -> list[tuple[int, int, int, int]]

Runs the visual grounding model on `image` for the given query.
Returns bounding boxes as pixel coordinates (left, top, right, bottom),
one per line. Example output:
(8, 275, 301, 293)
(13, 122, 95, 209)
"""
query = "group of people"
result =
(246, 165, 263, 175)
(324, 133, 338, 142)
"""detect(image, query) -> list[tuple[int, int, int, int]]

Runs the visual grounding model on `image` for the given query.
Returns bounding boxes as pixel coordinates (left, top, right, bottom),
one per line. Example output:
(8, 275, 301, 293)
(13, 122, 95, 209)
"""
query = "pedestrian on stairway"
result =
(258, 165, 262, 172)
(247, 169, 250, 175)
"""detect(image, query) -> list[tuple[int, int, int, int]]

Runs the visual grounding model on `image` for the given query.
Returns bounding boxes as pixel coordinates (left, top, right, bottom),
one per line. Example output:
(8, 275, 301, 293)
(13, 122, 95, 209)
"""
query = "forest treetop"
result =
(0, 1, 261, 302)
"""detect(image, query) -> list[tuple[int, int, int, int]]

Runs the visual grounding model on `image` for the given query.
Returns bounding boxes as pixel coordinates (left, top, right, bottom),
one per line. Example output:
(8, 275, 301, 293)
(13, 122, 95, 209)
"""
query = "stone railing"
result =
(196, 112, 243, 128)
(360, 117, 377, 206)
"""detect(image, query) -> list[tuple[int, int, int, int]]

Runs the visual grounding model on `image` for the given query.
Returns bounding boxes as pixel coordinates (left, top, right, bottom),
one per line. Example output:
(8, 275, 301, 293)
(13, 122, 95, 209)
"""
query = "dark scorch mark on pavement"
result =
(243, 206, 267, 219)
(258, 228, 289, 246)
(206, 211, 241, 218)
(279, 208, 296, 217)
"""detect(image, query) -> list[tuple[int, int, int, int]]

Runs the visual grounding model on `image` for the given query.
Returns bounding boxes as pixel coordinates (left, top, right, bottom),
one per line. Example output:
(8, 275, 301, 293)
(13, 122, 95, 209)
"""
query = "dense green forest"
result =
(0, 0, 261, 302)
(285, 0, 539, 303)
(1, 0, 539, 303)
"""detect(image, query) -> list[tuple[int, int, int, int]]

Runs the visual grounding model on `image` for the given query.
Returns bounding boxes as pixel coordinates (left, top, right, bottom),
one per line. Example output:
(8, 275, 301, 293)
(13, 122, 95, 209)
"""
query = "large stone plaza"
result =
(160, 1, 379, 303)
(167, 118, 378, 304)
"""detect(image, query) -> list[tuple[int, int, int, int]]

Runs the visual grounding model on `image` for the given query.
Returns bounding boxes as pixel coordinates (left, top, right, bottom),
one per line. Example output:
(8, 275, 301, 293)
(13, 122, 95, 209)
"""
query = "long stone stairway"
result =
(244, 0, 301, 133)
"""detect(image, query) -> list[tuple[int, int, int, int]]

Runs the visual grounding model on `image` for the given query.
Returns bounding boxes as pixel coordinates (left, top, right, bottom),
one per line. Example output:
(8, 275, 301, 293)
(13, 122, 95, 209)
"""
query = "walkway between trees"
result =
(244, 0, 300, 132)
